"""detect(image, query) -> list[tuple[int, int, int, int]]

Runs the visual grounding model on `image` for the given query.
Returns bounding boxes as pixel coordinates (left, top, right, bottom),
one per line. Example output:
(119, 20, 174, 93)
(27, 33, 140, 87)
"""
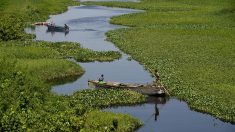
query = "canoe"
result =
(47, 25, 69, 32)
(34, 22, 49, 26)
(88, 80, 165, 96)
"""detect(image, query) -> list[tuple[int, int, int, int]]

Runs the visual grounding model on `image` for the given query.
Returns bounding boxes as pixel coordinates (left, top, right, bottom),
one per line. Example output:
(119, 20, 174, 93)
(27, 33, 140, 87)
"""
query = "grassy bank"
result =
(0, 40, 121, 82)
(0, 0, 78, 41)
(84, 0, 235, 123)
(0, 0, 145, 131)
(84, 110, 142, 131)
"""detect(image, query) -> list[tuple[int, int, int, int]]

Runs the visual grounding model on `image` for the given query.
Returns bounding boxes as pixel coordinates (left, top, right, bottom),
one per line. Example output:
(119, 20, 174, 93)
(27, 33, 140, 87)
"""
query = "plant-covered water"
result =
(26, 4, 235, 132)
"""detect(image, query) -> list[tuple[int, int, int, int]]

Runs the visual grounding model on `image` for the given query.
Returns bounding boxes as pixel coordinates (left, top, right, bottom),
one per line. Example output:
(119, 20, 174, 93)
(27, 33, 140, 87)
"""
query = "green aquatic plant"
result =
(87, 0, 235, 123)
(0, 56, 145, 131)
(0, 0, 145, 131)
(83, 110, 143, 132)
(0, 40, 121, 82)
(71, 89, 146, 108)
(0, 15, 31, 41)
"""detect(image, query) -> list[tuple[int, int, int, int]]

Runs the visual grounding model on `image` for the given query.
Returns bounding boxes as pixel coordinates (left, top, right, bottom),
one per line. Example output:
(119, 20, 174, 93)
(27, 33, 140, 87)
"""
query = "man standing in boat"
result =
(154, 69, 160, 82)
(64, 24, 69, 31)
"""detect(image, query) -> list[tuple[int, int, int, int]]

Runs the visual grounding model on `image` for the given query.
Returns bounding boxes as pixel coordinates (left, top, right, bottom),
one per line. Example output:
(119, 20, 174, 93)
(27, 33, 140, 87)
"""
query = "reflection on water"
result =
(46, 30, 69, 36)
(154, 104, 159, 121)
(146, 96, 168, 122)
(104, 97, 235, 132)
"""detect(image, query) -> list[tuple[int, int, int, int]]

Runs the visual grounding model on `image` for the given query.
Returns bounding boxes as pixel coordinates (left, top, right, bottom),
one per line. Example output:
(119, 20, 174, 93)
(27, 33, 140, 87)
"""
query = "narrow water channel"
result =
(25, 3, 235, 132)
(26, 5, 153, 94)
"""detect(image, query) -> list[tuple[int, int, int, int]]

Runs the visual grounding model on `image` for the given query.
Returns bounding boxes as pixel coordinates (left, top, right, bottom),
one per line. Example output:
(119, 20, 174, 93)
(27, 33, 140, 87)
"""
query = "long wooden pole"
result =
(151, 69, 170, 96)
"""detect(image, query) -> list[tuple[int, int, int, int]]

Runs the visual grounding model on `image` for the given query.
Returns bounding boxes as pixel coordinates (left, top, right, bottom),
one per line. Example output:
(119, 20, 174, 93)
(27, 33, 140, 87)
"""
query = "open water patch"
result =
(52, 54, 153, 94)
(104, 97, 235, 132)
(26, 5, 139, 51)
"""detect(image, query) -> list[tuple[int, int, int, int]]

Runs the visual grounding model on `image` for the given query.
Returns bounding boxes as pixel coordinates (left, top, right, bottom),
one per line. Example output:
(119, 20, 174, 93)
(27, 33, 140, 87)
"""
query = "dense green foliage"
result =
(0, 41, 79, 82)
(83, 110, 142, 132)
(0, 66, 145, 131)
(33, 41, 122, 62)
(71, 89, 146, 108)
(71, 89, 144, 131)
(0, 41, 143, 130)
(0, 0, 78, 41)
(0, 15, 32, 41)
(85, 0, 235, 123)
(0, 0, 144, 131)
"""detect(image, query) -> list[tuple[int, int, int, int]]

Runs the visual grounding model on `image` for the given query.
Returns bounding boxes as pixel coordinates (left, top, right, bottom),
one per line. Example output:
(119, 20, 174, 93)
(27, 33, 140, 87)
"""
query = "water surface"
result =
(104, 97, 235, 132)
(27, 5, 139, 51)
(26, 5, 153, 94)
(26, 4, 235, 132)
(52, 54, 154, 94)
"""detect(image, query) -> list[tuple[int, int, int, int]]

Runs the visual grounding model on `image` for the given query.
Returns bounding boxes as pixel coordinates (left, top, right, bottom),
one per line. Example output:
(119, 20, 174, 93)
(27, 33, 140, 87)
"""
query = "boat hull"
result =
(34, 22, 49, 26)
(88, 80, 166, 96)
(47, 25, 69, 32)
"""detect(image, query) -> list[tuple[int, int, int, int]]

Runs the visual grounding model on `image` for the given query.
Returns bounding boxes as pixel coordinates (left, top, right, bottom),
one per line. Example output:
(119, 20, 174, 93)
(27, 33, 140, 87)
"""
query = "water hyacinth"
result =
(0, 0, 144, 131)
(91, 0, 235, 123)
(71, 89, 146, 108)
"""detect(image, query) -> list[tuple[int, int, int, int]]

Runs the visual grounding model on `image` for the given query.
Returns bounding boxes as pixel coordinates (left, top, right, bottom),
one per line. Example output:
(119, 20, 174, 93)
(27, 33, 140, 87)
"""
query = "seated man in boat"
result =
(50, 21, 55, 26)
(98, 74, 105, 84)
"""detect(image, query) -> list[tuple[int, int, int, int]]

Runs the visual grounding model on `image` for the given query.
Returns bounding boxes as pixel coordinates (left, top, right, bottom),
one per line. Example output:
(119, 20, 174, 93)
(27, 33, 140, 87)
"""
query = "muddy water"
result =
(26, 4, 235, 132)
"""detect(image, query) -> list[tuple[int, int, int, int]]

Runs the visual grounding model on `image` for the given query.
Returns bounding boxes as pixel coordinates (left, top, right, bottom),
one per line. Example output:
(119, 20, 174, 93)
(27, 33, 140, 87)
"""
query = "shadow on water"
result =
(45, 28, 97, 36)
(25, 4, 235, 132)
(46, 30, 69, 36)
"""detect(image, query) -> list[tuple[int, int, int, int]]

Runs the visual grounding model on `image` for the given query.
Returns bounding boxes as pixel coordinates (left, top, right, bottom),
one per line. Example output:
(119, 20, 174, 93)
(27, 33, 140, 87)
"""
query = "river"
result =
(25, 1, 235, 132)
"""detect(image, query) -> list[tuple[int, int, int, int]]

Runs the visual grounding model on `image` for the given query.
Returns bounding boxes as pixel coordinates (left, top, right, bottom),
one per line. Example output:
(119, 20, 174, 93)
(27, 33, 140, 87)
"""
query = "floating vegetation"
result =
(0, 0, 145, 131)
(93, 0, 235, 123)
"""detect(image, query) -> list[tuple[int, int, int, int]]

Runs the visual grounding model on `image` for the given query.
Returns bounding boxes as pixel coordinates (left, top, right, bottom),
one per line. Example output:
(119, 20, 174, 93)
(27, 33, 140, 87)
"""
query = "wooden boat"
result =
(34, 22, 49, 26)
(88, 80, 166, 96)
(47, 24, 69, 32)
